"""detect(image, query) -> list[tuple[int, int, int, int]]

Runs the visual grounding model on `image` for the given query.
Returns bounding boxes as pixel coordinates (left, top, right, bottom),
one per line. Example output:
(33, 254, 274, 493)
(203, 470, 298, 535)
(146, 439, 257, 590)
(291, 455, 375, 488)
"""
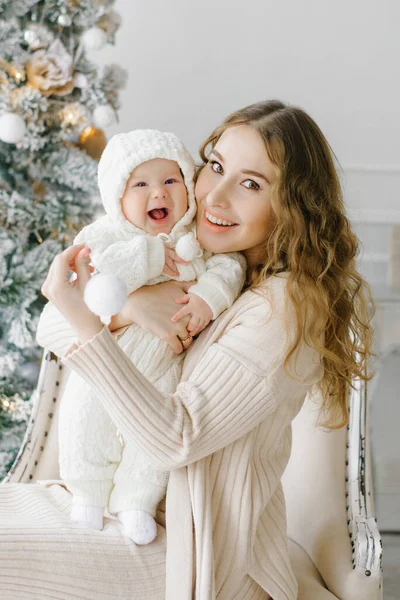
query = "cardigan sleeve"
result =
(61, 279, 322, 471)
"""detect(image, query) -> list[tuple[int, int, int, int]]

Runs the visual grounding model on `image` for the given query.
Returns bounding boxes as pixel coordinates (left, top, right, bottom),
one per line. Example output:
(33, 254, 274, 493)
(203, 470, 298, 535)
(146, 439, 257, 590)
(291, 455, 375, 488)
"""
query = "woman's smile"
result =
(203, 208, 239, 230)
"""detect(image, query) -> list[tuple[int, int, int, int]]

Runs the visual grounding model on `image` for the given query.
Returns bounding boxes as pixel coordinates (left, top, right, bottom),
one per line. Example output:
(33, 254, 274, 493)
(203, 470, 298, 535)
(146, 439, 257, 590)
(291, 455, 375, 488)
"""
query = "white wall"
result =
(93, 0, 399, 163)
(90, 0, 400, 282)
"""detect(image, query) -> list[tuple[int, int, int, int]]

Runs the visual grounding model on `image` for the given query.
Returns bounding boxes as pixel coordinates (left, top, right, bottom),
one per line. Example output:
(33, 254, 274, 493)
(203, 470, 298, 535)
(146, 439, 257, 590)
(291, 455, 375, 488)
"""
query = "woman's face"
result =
(195, 125, 276, 267)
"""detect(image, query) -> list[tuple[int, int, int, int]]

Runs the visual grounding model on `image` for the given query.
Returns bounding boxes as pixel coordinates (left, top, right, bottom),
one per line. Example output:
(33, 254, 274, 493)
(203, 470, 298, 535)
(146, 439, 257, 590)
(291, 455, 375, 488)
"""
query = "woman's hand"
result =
(41, 244, 103, 344)
(115, 280, 196, 355)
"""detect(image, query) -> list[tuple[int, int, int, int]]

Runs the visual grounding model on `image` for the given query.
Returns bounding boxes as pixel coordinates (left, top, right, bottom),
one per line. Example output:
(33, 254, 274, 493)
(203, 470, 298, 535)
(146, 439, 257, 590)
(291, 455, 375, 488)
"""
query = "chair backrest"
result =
(3, 350, 69, 484)
(4, 350, 383, 599)
(282, 386, 382, 600)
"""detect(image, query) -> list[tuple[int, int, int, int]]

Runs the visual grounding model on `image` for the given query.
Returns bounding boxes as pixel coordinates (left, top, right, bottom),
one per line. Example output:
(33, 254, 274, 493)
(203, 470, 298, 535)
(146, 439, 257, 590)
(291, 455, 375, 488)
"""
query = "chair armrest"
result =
(347, 372, 383, 589)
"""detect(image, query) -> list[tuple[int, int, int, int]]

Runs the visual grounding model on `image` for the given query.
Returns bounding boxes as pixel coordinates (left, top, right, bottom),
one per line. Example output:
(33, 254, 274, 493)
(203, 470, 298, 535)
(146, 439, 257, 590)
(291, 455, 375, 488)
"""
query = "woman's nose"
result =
(205, 180, 230, 208)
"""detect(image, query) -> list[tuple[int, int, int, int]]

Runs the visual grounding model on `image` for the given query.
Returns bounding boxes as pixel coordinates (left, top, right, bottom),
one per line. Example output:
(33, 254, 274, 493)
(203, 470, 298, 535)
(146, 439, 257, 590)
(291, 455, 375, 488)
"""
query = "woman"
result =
(0, 100, 373, 600)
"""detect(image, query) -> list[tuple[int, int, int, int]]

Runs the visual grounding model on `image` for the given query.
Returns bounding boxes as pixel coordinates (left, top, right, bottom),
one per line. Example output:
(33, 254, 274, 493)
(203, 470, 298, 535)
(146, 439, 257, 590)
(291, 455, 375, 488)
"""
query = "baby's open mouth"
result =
(148, 207, 170, 221)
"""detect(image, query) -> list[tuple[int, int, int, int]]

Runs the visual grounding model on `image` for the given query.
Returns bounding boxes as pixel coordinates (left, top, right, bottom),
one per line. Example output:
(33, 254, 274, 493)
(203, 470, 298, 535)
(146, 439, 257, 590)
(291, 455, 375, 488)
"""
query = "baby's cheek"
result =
(120, 196, 130, 219)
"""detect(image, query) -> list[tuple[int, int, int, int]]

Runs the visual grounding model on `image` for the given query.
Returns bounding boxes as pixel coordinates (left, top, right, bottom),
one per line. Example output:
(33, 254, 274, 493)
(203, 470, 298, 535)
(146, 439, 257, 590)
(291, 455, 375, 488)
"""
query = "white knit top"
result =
(37, 273, 324, 600)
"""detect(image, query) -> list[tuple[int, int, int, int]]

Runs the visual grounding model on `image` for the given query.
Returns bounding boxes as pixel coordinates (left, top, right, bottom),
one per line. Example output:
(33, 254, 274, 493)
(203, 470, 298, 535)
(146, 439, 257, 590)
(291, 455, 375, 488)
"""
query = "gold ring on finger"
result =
(178, 335, 192, 344)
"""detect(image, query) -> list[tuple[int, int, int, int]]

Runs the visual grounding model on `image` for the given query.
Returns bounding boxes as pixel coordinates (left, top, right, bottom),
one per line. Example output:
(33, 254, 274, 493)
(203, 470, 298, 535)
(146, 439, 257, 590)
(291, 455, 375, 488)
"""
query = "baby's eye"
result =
(135, 182, 147, 187)
(210, 160, 223, 174)
(242, 179, 261, 191)
(165, 178, 176, 184)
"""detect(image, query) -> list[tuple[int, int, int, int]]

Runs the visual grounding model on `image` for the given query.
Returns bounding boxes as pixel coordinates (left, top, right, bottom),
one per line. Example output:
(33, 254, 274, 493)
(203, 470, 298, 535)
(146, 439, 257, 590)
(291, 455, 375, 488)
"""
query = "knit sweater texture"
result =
(36, 272, 324, 600)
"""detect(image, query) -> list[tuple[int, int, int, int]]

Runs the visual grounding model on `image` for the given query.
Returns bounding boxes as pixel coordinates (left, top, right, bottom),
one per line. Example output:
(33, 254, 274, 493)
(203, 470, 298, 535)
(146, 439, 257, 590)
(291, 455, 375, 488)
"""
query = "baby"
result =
(53, 130, 246, 544)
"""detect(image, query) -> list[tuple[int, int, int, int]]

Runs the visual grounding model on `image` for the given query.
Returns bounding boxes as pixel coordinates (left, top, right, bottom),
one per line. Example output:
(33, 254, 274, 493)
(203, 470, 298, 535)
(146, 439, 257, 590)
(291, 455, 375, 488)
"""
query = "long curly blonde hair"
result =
(197, 100, 376, 430)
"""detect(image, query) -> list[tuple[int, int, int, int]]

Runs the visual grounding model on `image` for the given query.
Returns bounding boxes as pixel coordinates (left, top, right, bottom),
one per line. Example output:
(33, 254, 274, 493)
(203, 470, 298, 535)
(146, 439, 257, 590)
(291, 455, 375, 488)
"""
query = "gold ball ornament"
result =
(78, 126, 106, 160)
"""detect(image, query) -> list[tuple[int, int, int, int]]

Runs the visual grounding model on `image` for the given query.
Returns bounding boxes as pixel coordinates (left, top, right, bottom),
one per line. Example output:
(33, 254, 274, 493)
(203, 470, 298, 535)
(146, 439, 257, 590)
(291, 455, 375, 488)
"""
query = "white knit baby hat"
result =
(97, 129, 197, 236)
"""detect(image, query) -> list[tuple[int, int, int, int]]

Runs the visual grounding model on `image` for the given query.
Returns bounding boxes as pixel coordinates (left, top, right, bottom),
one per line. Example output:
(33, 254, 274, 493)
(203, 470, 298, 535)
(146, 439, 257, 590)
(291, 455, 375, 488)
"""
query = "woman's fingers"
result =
(42, 244, 88, 299)
(169, 330, 193, 355)
(174, 295, 190, 305)
(52, 244, 86, 284)
(68, 261, 95, 274)
(41, 257, 56, 297)
(60, 243, 87, 262)
(167, 321, 191, 355)
(42, 247, 75, 298)
(168, 336, 184, 355)
(74, 247, 92, 289)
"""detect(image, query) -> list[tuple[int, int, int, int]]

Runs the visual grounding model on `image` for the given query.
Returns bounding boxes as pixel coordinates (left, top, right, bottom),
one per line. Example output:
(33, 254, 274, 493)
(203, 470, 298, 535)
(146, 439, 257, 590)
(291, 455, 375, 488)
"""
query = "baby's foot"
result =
(117, 509, 157, 545)
(70, 504, 104, 531)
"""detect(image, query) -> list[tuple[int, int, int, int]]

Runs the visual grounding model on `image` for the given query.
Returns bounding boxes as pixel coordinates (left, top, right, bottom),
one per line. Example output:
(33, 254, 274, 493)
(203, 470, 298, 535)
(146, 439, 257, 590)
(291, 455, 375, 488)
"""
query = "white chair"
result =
(3, 349, 383, 599)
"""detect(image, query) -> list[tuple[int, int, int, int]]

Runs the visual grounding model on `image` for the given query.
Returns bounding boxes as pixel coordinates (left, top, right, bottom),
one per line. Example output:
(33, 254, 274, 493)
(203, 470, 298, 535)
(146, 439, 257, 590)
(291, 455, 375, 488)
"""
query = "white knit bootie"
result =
(70, 504, 104, 531)
(117, 509, 157, 545)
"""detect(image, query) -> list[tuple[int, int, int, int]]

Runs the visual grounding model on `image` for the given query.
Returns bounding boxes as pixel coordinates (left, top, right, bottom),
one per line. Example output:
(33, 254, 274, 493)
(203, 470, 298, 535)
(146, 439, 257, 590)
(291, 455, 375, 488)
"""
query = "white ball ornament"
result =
(175, 232, 203, 262)
(0, 113, 27, 144)
(84, 273, 128, 325)
(93, 104, 116, 128)
(81, 27, 107, 51)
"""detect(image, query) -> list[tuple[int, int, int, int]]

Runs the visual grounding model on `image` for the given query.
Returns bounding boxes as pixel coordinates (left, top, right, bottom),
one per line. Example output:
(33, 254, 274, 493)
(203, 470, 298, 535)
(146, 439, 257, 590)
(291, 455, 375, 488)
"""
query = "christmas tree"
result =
(0, 0, 127, 481)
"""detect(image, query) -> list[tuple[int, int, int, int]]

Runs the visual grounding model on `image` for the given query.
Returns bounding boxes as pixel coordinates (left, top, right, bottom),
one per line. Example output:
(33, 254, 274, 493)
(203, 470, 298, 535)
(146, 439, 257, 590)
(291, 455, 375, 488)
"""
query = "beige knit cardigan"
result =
(38, 272, 324, 600)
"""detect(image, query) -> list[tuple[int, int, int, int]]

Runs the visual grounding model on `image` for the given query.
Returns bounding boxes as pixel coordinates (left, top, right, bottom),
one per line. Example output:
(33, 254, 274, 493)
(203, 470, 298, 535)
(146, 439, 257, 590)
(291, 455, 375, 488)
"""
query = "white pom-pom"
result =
(93, 104, 116, 128)
(84, 273, 128, 324)
(81, 27, 107, 51)
(0, 112, 26, 144)
(175, 232, 203, 262)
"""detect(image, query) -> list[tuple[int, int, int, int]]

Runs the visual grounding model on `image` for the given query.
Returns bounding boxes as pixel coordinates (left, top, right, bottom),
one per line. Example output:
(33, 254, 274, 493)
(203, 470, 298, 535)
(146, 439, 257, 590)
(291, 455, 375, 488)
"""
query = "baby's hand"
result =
(163, 246, 189, 278)
(171, 293, 213, 336)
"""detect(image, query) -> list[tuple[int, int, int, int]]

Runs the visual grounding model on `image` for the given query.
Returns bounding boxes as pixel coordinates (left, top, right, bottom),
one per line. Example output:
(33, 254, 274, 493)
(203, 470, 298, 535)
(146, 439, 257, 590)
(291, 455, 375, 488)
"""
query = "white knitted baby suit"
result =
(58, 367, 122, 531)
(58, 323, 184, 531)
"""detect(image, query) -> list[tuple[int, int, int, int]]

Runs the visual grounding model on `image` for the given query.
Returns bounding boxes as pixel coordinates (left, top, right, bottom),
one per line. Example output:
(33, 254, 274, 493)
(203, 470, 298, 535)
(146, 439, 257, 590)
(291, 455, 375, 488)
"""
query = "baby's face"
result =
(120, 158, 188, 235)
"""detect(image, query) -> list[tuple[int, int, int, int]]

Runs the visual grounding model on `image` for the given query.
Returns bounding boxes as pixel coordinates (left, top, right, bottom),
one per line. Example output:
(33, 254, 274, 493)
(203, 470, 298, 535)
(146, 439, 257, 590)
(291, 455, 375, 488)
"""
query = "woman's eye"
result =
(242, 179, 261, 191)
(210, 160, 223, 174)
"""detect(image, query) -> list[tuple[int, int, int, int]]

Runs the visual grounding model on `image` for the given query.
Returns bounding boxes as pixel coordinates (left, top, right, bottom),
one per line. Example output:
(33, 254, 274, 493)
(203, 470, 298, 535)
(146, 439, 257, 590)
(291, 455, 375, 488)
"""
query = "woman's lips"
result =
(201, 211, 239, 233)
